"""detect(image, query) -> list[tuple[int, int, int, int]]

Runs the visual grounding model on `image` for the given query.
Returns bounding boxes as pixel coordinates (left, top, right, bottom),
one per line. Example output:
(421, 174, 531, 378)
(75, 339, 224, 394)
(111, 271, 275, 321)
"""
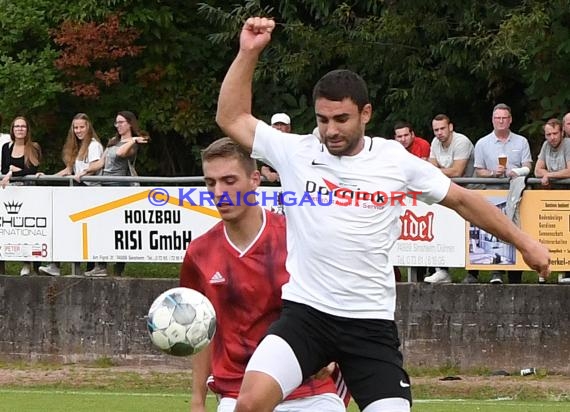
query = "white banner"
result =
(389, 200, 466, 267)
(0, 186, 467, 266)
(52, 187, 220, 262)
(0, 186, 53, 261)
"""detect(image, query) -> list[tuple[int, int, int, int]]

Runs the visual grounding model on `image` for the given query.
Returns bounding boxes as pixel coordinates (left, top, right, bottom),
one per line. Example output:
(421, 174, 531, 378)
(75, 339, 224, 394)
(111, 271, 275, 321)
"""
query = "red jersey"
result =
(407, 136, 431, 159)
(180, 209, 337, 400)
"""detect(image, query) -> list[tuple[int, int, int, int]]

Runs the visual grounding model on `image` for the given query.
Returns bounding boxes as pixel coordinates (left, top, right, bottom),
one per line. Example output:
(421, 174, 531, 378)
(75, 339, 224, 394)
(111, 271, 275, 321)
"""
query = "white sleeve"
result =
(429, 140, 436, 159)
(87, 141, 103, 162)
(391, 141, 451, 204)
(521, 139, 533, 164)
(473, 140, 486, 169)
(251, 121, 304, 172)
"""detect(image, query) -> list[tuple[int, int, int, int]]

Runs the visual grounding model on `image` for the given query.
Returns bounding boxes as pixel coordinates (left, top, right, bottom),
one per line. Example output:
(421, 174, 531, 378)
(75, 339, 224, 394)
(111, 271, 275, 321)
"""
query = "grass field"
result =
(0, 389, 569, 411)
(0, 361, 568, 412)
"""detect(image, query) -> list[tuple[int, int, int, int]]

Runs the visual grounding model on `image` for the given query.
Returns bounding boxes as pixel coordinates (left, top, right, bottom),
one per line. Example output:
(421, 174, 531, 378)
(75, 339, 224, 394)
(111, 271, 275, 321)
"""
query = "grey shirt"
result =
(102, 140, 137, 186)
(429, 131, 474, 176)
(537, 137, 570, 172)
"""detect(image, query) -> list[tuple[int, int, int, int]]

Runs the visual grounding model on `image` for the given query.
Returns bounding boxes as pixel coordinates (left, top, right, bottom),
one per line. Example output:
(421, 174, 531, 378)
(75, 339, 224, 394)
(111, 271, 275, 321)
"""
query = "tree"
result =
(0, 0, 63, 120)
(52, 14, 144, 98)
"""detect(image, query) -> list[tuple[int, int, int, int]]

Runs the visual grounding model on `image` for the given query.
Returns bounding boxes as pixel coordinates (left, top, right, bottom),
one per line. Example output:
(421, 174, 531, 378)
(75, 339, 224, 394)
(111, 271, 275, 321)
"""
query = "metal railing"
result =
(2, 174, 570, 186)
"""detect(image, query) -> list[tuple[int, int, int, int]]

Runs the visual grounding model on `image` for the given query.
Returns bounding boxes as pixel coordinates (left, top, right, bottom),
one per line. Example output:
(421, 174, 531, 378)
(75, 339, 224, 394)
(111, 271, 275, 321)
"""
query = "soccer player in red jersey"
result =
(179, 137, 346, 412)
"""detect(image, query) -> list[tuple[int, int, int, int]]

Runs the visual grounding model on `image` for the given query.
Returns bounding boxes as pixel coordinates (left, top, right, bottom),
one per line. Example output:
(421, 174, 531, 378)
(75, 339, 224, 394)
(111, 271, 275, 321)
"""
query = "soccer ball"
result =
(147, 287, 216, 356)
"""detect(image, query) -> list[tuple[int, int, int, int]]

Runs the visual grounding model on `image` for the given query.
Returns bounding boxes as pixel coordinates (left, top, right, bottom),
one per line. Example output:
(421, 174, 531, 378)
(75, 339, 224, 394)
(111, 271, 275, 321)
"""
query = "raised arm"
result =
(439, 183, 550, 276)
(216, 17, 275, 151)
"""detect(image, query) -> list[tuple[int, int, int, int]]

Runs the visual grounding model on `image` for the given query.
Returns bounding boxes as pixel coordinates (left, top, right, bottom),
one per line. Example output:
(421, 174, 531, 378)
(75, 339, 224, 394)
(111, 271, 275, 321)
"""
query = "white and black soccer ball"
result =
(147, 287, 216, 356)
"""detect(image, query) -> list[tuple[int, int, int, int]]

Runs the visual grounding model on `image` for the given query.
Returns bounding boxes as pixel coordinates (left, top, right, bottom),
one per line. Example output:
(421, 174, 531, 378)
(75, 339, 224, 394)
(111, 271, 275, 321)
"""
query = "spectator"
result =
(424, 114, 474, 284)
(55, 113, 104, 185)
(394, 121, 431, 281)
(85, 111, 149, 277)
(0, 114, 10, 161)
(1, 116, 42, 276)
(534, 118, 570, 284)
(473, 103, 532, 284)
(180, 137, 346, 412)
(563, 112, 570, 138)
(394, 121, 430, 160)
(260, 113, 291, 183)
(38, 113, 104, 277)
(0, 114, 12, 276)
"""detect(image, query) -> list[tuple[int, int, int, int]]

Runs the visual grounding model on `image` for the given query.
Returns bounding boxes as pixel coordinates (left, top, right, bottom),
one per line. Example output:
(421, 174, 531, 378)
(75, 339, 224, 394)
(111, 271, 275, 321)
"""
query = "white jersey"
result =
(74, 139, 104, 185)
(252, 121, 451, 319)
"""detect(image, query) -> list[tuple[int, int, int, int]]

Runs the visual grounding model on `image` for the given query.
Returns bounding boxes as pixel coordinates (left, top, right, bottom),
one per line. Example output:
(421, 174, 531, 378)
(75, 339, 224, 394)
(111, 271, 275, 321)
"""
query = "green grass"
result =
(0, 361, 567, 411)
(0, 389, 568, 412)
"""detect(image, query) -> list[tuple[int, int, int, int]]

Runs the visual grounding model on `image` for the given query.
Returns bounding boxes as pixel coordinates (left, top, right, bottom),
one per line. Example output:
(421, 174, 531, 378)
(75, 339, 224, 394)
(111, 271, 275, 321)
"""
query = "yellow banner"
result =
(466, 189, 570, 271)
(520, 190, 570, 271)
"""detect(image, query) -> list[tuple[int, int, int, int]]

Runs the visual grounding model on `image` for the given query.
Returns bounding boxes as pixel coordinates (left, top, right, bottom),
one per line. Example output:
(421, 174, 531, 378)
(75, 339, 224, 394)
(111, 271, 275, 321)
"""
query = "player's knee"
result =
(234, 393, 269, 412)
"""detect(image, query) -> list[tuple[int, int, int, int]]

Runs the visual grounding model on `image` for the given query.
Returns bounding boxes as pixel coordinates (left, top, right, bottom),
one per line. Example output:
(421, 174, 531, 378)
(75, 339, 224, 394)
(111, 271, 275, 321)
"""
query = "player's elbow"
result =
(215, 110, 231, 134)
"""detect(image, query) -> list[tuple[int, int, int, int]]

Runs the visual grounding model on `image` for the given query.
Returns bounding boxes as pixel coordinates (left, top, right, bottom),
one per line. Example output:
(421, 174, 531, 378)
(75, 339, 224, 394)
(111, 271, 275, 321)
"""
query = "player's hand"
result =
(312, 362, 336, 380)
(520, 238, 550, 278)
(240, 17, 275, 53)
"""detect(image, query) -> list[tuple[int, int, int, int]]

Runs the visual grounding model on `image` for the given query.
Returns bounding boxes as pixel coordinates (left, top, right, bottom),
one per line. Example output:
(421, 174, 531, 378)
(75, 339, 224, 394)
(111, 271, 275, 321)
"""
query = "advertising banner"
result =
(520, 190, 570, 271)
(52, 187, 220, 262)
(0, 186, 53, 261)
(389, 200, 466, 267)
(464, 190, 526, 270)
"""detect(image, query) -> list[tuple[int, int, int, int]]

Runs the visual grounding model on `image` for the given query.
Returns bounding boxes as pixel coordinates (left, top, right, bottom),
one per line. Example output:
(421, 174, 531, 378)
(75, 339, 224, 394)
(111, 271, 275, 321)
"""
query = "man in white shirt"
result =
(473, 103, 532, 284)
(424, 114, 474, 283)
(260, 113, 291, 183)
(215, 17, 550, 412)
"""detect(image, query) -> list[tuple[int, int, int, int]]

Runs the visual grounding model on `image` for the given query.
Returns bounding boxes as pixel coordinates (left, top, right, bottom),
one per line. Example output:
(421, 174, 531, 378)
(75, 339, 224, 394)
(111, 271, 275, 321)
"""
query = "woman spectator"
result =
(85, 111, 148, 277)
(56, 112, 104, 184)
(38, 113, 104, 277)
(1, 116, 42, 276)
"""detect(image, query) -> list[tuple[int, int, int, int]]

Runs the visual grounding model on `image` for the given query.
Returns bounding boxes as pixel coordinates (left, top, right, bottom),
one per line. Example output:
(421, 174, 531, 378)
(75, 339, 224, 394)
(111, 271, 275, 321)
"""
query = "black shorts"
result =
(267, 300, 412, 410)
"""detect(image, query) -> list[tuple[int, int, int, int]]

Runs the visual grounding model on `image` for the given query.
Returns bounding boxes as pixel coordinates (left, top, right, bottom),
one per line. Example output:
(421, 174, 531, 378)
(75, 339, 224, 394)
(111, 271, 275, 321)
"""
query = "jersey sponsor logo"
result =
(399, 380, 411, 388)
(209, 271, 226, 284)
(304, 178, 420, 208)
(399, 210, 434, 241)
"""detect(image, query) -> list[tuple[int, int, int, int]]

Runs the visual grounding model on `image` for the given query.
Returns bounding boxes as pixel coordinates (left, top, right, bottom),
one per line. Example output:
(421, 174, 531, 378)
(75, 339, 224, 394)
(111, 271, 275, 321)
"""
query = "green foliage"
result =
(0, 1, 64, 120)
(2, 0, 570, 175)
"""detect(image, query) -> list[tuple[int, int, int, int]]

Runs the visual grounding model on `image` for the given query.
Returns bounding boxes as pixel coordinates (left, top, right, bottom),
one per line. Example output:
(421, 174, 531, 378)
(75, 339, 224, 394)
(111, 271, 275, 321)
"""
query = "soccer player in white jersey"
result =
(215, 17, 551, 412)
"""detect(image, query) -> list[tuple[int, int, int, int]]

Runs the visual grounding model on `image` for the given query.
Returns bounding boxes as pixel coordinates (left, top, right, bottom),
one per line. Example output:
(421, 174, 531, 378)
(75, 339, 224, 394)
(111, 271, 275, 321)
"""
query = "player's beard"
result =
(324, 133, 363, 156)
